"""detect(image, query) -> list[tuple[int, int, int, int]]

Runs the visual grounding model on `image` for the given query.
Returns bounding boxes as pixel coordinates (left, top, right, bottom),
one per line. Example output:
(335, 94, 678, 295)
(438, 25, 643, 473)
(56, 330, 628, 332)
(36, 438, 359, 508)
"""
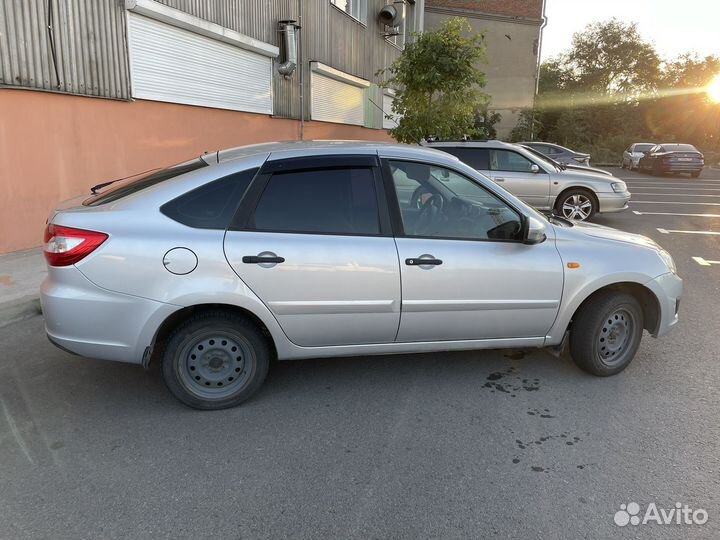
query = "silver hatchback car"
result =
(427, 141, 630, 222)
(41, 142, 682, 409)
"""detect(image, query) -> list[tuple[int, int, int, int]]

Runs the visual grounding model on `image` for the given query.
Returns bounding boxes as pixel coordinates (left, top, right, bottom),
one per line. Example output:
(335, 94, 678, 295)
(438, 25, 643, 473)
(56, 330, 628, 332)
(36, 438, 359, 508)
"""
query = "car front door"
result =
(383, 158, 564, 343)
(487, 149, 551, 209)
(224, 155, 401, 347)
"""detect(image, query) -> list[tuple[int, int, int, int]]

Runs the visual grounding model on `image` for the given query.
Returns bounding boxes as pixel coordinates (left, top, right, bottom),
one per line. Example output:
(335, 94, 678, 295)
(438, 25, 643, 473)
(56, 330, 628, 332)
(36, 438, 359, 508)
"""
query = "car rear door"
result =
(224, 154, 401, 347)
(487, 149, 552, 209)
(382, 157, 564, 342)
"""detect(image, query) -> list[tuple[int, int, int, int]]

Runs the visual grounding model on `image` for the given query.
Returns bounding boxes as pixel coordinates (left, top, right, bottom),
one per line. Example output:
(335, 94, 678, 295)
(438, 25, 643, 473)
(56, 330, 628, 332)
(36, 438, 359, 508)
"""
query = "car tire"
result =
(555, 189, 597, 221)
(569, 292, 644, 376)
(691, 170, 701, 178)
(162, 312, 270, 410)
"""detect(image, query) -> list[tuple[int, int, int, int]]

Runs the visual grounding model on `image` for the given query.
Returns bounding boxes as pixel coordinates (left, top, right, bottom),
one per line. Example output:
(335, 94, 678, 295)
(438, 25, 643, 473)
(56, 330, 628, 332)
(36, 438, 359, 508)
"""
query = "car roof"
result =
(216, 140, 398, 163)
(425, 140, 518, 149)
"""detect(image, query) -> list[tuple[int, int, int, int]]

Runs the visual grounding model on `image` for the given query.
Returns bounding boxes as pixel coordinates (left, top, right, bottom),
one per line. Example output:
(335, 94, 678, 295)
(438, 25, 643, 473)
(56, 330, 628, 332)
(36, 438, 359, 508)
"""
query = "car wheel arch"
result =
(147, 303, 278, 367)
(568, 282, 661, 337)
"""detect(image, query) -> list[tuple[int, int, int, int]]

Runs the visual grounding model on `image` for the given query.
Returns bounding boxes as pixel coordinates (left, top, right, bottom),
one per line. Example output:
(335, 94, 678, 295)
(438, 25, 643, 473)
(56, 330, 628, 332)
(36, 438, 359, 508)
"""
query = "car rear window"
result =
(662, 144, 698, 152)
(634, 144, 654, 152)
(161, 168, 259, 229)
(83, 158, 208, 206)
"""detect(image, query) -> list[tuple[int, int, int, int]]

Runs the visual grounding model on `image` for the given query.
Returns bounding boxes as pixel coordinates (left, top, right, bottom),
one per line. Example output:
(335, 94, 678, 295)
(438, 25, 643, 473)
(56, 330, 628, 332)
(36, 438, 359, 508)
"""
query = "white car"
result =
(622, 143, 656, 170)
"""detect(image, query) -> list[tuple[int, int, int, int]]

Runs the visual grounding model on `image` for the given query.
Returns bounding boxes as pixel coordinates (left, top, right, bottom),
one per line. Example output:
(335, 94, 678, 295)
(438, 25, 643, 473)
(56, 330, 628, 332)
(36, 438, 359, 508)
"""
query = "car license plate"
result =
(678, 157, 692, 161)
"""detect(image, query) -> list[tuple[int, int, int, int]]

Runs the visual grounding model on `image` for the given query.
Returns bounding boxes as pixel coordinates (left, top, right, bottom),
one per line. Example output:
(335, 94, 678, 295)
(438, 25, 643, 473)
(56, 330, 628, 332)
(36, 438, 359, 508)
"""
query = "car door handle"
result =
(493, 177, 505, 182)
(242, 255, 285, 264)
(405, 257, 443, 266)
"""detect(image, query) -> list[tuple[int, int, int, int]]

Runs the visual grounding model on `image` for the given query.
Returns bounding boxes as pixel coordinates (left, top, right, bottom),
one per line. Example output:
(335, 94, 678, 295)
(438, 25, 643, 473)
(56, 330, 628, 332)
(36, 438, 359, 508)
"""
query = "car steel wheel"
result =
(561, 194, 593, 221)
(597, 308, 635, 367)
(177, 332, 255, 399)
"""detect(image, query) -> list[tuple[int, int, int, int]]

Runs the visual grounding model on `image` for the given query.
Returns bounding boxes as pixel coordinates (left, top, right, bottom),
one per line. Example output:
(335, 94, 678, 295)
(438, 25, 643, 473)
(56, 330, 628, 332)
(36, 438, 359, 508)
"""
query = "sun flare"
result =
(708, 74, 720, 103)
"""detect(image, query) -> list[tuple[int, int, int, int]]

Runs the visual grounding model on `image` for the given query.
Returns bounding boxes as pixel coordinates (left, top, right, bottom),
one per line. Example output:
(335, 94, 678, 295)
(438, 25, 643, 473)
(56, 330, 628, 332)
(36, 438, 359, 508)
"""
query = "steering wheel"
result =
(415, 194, 444, 235)
(410, 186, 436, 209)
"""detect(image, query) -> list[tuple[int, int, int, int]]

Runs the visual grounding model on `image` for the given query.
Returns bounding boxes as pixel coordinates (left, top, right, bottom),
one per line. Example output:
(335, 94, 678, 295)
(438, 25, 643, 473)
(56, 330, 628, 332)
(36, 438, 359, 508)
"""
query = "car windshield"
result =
(520, 145, 564, 170)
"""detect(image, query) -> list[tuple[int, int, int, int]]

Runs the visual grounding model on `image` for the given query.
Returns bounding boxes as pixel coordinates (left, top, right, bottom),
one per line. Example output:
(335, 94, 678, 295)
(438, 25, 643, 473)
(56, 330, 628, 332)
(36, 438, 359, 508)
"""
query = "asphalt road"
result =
(1, 167, 719, 540)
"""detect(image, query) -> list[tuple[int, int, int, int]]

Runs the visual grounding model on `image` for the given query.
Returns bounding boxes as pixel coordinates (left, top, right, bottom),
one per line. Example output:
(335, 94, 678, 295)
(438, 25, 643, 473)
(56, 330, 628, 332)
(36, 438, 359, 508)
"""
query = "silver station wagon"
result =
(41, 142, 682, 409)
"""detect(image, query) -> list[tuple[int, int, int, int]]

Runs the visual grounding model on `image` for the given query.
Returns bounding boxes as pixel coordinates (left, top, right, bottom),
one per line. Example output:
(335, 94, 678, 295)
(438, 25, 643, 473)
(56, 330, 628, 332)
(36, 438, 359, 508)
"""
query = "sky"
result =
(541, 0, 720, 61)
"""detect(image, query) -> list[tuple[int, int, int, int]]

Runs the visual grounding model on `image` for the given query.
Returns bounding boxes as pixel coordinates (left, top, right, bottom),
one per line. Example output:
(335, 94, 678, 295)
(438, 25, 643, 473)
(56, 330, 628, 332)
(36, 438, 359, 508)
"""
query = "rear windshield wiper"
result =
(90, 167, 161, 194)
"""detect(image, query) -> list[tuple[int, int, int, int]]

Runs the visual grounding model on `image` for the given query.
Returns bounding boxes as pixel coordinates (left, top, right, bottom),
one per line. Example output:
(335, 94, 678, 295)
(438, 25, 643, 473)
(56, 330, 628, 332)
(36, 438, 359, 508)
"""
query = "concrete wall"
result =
(0, 89, 393, 254)
(425, 5, 544, 138)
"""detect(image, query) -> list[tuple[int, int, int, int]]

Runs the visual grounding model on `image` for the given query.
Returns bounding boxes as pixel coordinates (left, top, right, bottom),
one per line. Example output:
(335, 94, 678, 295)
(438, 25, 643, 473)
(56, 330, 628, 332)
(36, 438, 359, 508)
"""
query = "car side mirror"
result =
(530, 164, 540, 174)
(523, 216, 547, 245)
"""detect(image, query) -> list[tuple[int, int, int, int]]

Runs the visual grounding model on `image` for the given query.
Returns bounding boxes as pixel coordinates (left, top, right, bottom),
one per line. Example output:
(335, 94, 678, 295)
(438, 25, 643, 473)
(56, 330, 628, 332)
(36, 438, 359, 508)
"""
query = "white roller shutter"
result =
(310, 63, 368, 126)
(127, 13, 273, 114)
(382, 93, 399, 129)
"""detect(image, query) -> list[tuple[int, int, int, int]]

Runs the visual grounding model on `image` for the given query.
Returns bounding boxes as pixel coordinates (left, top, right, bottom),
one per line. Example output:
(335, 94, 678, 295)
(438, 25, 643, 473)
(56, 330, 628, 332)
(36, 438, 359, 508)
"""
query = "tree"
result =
(473, 106, 502, 139)
(565, 19, 660, 97)
(509, 109, 542, 142)
(378, 17, 489, 143)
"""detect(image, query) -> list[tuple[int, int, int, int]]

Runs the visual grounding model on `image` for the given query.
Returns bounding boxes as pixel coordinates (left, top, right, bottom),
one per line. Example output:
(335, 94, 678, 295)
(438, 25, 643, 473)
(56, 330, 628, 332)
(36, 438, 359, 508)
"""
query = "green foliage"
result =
(378, 17, 489, 143)
(518, 19, 720, 162)
(473, 106, 502, 140)
(509, 109, 541, 142)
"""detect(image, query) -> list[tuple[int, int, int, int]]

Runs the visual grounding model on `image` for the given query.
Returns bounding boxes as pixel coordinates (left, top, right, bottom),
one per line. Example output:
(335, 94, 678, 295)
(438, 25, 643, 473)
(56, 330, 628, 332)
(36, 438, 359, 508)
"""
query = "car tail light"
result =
(43, 224, 108, 266)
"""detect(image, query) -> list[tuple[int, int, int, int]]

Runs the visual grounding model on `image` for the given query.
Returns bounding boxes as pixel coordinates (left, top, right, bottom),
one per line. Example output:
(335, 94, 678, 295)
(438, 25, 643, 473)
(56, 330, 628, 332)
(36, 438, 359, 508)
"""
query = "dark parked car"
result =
(519, 144, 613, 177)
(521, 142, 591, 167)
(638, 144, 704, 177)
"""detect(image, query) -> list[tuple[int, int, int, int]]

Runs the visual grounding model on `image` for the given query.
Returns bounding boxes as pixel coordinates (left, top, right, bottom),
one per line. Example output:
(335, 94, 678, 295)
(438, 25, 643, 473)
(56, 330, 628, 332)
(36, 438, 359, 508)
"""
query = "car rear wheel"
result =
(569, 292, 644, 376)
(555, 190, 596, 221)
(162, 312, 270, 410)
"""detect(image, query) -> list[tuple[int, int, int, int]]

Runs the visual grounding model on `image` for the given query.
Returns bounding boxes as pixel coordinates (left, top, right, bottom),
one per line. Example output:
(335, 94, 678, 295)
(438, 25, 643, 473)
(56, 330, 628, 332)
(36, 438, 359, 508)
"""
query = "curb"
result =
(0, 295, 42, 328)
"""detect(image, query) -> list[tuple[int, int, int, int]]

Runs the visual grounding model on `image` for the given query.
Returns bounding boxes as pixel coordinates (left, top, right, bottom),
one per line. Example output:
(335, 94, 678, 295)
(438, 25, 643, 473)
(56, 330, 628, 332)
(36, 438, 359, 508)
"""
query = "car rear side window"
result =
(161, 168, 258, 229)
(437, 147, 489, 170)
(250, 168, 380, 235)
(84, 158, 208, 206)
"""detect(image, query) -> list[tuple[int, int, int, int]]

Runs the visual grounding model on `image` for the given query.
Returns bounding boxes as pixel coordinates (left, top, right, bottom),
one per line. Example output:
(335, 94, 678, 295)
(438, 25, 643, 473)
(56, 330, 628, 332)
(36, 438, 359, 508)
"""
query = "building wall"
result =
(425, 0, 545, 138)
(0, 89, 393, 254)
(0, 0, 422, 254)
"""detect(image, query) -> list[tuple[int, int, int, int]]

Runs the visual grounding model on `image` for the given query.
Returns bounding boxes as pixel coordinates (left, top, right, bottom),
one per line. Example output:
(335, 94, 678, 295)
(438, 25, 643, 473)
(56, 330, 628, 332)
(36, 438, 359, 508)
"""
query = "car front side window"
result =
(387, 160, 523, 242)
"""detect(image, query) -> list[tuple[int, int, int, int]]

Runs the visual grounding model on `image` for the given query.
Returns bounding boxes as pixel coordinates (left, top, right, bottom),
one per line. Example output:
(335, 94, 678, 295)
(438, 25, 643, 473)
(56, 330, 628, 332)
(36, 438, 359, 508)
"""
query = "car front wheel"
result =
(162, 312, 270, 410)
(555, 190, 597, 221)
(569, 292, 644, 376)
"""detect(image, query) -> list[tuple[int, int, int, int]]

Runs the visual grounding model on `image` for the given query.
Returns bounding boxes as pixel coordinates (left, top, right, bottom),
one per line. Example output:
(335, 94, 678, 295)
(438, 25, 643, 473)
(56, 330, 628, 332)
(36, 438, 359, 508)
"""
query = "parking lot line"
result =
(657, 228, 720, 235)
(628, 186, 720, 191)
(631, 193, 720, 197)
(630, 201, 720, 206)
(633, 210, 720, 217)
(692, 257, 720, 266)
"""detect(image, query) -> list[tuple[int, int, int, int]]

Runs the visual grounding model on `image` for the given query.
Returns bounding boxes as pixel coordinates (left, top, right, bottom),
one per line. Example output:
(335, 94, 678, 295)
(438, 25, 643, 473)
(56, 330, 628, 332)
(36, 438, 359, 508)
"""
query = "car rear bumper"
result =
(646, 272, 683, 337)
(41, 266, 178, 364)
(597, 192, 631, 213)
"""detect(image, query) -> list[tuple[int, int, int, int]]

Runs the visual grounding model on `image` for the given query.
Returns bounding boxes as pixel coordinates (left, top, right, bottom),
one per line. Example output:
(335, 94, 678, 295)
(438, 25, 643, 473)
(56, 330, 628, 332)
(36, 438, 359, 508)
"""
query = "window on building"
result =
(330, 0, 368, 24)
(384, 3, 406, 48)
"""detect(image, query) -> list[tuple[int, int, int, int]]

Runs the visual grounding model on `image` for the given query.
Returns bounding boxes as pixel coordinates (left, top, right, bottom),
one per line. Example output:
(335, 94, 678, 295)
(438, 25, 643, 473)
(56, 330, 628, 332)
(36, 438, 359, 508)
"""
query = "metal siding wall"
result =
(0, 0, 412, 122)
(0, 0, 129, 98)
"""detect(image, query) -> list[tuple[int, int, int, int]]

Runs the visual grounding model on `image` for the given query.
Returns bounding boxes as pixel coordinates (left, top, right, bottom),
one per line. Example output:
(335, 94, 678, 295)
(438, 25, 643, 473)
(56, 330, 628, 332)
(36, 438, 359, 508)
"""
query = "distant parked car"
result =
(622, 142, 656, 170)
(427, 140, 629, 222)
(521, 141, 591, 167)
(638, 143, 705, 178)
(519, 144, 613, 177)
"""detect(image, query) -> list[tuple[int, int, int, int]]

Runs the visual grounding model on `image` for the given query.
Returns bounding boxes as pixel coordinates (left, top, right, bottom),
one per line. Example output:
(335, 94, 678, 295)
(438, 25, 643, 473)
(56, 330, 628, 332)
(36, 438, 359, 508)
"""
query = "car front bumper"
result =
(646, 272, 683, 337)
(41, 265, 178, 364)
(597, 192, 631, 213)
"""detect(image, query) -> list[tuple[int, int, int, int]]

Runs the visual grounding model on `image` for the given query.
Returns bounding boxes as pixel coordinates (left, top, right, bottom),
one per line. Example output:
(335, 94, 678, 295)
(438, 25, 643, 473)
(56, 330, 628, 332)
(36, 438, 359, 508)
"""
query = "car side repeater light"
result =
(567, 262, 581, 269)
